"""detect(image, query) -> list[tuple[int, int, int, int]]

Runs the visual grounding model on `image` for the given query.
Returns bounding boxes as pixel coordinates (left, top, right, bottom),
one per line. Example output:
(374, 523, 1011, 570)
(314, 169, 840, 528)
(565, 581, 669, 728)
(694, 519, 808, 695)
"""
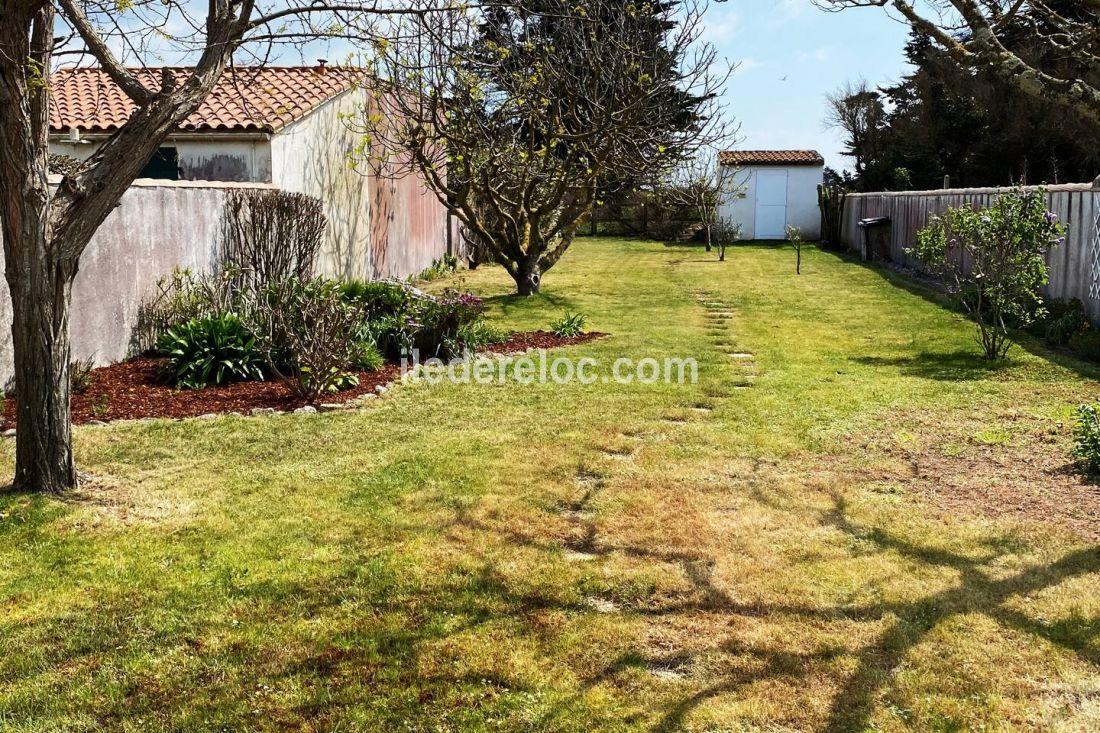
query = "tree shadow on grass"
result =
(815, 491, 1100, 731)
(818, 248, 1100, 382)
(482, 291, 573, 314)
(457, 471, 1100, 732)
(853, 350, 1006, 381)
(9, 459, 1100, 731)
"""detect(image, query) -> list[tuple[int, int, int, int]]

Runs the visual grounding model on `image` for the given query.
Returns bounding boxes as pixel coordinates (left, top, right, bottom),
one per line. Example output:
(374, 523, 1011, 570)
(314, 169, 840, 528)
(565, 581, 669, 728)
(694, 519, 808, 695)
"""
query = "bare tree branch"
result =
(820, 0, 1100, 123)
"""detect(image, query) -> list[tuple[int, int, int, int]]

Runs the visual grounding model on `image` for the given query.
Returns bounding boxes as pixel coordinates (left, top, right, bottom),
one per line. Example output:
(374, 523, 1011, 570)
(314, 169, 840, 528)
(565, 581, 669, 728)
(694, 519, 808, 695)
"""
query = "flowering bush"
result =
(911, 189, 1066, 359)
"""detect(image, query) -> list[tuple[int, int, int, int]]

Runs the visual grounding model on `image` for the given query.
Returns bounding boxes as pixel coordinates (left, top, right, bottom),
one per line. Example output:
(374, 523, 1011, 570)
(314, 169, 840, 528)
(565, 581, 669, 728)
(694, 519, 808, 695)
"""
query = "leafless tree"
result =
(0, 0, 435, 492)
(818, 0, 1100, 124)
(220, 190, 326, 294)
(824, 80, 887, 181)
(660, 143, 742, 255)
(358, 0, 733, 295)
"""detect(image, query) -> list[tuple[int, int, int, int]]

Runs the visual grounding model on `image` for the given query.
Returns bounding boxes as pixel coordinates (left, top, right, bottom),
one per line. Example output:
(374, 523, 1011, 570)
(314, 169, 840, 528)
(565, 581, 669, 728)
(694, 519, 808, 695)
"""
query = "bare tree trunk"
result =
(704, 223, 712, 253)
(513, 258, 542, 296)
(0, 4, 77, 492)
(8, 252, 76, 491)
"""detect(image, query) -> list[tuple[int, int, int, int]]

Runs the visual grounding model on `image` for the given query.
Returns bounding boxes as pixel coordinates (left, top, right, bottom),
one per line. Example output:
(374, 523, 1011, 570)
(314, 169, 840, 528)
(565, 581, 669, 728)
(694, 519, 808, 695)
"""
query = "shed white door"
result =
(754, 170, 788, 239)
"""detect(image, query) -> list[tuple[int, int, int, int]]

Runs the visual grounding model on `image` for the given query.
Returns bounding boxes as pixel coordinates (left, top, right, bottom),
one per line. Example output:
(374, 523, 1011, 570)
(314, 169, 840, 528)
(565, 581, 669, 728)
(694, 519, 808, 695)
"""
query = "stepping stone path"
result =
(585, 597, 619, 614)
(684, 289, 761, 413)
(648, 665, 687, 681)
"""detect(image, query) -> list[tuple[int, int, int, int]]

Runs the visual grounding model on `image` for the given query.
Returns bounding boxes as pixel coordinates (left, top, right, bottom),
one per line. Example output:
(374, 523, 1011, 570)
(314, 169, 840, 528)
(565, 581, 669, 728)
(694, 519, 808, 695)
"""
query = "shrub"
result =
(1047, 310, 1088, 346)
(910, 189, 1066, 360)
(371, 289, 484, 360)
(457, 319, 510, 350)
(414, 255, 460, 283)
(355, 341, 385, 372)
(551, 312, 587, 338)
(157, 313, 265, 390)
(242, 277, 367, 399)
(713, 217, 743, 262)
(140, 268, 240, 349)
(342, 280, 488, 361)
(220, 189, 326, 294)
(70, 357, 95, 395)
(1072, 404, 1100, 475)
(338, 279, 415, 321)
(1070, 325, 1100, 363)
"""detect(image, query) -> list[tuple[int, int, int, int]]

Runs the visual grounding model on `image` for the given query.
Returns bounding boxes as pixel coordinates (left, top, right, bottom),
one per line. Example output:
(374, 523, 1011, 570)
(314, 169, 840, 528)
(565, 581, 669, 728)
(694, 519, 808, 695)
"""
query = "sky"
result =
(702, 0, 915, 172)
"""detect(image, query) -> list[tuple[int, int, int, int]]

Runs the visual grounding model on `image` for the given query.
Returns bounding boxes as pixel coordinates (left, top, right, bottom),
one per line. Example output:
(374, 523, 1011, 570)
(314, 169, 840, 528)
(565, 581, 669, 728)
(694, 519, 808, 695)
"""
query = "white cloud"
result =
(796, 46, 832, 63)
(699, 9, 740, 43)
(735, 57, 764, 74)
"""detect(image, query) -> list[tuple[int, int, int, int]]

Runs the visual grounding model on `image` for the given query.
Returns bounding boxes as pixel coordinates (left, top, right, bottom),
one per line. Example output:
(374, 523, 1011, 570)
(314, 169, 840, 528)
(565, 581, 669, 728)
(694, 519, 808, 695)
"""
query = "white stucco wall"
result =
(269, 88, 373, 281)
(719, 164, 824, 240)
(51, 137, 272, 183)
(0, 179, 276, 383)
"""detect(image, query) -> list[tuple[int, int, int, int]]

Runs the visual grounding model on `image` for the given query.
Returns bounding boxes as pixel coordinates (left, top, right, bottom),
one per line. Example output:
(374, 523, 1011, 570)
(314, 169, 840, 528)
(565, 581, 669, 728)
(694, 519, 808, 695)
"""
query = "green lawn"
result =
(3, 238, 1100, 732)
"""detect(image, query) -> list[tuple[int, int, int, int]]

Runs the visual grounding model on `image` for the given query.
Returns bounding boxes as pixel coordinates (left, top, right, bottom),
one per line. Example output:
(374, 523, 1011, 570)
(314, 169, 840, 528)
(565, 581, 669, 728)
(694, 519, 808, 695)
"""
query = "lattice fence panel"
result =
(1091, 189, 1100, 302)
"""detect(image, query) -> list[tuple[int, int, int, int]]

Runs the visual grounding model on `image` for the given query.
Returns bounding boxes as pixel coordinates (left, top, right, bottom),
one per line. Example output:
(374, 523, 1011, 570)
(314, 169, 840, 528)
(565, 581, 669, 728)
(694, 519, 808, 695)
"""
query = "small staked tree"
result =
(0, 0, 428, 493)
(660, 144, 741, 255)
(711, 216, 743, 262)
(360, 0, 732, 295)
(911, 189, 1066, 359)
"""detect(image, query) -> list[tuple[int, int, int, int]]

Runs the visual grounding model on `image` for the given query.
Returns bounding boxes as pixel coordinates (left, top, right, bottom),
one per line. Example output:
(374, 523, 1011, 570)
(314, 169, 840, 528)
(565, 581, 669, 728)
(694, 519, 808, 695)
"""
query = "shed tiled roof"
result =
(719, 150, 824, 167)
(49, 66, 363, 134)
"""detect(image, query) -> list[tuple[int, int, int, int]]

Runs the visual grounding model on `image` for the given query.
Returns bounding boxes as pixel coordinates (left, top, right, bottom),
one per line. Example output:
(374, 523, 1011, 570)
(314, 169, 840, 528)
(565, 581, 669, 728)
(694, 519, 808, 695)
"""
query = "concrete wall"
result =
(0, 179, 275, 383)
(719, 165, 823, 240)
(841, 183, 1100, 320)
(52, 136, 273, 183)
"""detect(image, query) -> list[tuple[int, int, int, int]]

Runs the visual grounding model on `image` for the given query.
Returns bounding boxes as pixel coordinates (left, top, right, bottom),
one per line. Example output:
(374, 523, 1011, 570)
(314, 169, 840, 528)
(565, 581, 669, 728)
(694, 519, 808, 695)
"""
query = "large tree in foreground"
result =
(362, 0, 731, 295)
(819, 0, 1100, 125)
(0, 0, 410, 493)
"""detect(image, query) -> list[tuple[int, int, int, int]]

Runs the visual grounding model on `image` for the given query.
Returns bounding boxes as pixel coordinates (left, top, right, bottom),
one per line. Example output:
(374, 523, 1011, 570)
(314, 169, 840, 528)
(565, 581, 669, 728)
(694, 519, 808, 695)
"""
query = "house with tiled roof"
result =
(48, 64, 451, 281)
(718, 150, 825, 241)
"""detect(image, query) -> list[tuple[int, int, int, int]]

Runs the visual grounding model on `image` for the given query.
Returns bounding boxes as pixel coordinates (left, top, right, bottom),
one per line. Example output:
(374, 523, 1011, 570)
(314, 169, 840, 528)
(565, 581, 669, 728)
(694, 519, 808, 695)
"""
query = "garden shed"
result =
(718, 150, 825, 240)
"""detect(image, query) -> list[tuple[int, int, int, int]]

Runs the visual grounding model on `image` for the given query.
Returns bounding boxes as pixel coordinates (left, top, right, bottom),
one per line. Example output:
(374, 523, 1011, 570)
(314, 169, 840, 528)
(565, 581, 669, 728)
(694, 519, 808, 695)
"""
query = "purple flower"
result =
(1055, 236, 1066, 245)
(1045, 211, 1058, 225)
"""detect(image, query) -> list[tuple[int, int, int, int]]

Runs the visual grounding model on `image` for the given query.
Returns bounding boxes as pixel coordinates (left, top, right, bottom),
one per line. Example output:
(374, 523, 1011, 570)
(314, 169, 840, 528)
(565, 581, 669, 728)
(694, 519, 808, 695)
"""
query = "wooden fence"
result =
(840, 182, 1100, 320)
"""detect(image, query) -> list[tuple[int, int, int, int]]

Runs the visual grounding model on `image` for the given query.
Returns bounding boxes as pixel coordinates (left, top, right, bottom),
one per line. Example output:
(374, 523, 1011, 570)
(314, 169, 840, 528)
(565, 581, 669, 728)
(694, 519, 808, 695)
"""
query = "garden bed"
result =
(482, 330, 606, 354)
(1, 331, 606, 427)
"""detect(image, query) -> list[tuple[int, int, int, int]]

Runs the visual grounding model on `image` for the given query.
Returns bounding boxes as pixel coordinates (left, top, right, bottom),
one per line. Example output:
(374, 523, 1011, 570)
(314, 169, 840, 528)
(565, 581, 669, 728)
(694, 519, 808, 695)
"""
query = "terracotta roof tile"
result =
(719, 150, 824, 167)
(49, 66, 364, 134)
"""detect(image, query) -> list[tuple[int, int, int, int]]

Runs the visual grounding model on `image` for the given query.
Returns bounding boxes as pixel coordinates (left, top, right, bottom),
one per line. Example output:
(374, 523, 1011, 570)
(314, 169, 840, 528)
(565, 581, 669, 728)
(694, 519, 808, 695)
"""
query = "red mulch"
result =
(483, 330, 607, 354)
(0, 331, 607, 427)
